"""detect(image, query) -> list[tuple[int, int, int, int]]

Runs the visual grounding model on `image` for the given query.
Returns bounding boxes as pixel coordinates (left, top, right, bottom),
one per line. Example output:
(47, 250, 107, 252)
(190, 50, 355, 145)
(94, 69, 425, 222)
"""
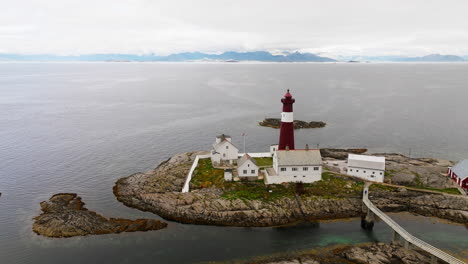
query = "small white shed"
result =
(347, 154, 385, 182)
(270, 144, 278, 155)
(237, 154, 259, 178)
(224, 169, 233, 181)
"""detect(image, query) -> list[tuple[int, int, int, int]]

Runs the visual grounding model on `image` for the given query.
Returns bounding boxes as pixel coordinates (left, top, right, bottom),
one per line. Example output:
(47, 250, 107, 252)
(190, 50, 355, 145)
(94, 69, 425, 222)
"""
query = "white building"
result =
(237, 154, 259, 178)
(265, 148, 322, 184)
(270, 144, 278, 155)
(210, 134, 239, 166)
(224, 169, 233, 181)
(347, 154, 385, 182)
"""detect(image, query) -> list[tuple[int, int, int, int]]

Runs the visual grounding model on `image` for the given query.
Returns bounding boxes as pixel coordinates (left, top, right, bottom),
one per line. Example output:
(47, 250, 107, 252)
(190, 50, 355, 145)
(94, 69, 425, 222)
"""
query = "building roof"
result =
(213, 136, 238, 151)
(451, 159, 468, 180)
(238, 154, 257, 167)
(348, 154, 385, 170)
(276, 149, 322, 166)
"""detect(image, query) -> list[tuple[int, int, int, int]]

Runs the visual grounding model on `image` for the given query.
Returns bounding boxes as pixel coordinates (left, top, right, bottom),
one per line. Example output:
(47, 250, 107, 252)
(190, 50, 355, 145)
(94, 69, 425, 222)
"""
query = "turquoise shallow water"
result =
(0, 62, 467, 263)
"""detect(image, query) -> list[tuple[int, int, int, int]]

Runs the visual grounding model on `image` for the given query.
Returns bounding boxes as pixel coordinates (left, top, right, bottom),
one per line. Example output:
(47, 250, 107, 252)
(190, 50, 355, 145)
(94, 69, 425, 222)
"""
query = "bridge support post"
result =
(392, 230, 400, 243)
(403, 240, 411, 250)
(361, 209, 375, 230)
(430, 255, 438, 264)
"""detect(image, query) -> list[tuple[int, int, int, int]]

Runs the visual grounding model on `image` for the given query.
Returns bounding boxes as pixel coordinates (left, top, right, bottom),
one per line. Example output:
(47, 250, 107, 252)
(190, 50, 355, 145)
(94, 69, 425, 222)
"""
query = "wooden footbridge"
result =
(362, 183, 465, 264)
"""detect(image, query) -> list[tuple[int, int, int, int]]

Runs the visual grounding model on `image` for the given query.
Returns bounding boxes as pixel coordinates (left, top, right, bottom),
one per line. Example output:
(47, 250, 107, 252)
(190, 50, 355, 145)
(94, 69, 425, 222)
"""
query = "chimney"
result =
(305, 144, 309, 150)
(285, 145, 290, 151)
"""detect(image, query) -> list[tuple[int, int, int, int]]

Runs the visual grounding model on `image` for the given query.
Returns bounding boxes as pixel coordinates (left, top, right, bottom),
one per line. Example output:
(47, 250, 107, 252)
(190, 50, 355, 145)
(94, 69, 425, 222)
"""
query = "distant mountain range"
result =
(0, 51, 335, 62)
(0, 52, 467, 62)
(338, 54, 466, 62)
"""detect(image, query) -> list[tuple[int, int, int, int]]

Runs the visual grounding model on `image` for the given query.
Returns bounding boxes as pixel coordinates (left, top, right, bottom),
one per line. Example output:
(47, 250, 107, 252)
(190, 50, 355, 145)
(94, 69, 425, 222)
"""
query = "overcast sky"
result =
(1, 0, 468, 56)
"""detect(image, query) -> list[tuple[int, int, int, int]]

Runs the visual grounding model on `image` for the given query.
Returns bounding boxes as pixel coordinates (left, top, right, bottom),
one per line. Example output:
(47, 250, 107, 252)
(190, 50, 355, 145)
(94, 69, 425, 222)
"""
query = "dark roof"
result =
(238, 154, 257, 167)
(216, 134, 231, 139)
(451, 159, 468, 180)
(276, 149, 322, 166)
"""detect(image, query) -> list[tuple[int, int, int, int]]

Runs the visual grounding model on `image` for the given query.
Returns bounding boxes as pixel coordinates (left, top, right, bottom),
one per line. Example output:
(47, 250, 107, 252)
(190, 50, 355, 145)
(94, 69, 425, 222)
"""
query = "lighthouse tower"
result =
(278, 89, 295, 150)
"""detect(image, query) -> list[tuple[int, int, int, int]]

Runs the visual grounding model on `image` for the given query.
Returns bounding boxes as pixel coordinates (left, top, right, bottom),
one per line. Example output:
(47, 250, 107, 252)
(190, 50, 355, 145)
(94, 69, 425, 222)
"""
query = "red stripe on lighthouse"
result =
(278, 89, 295, 150)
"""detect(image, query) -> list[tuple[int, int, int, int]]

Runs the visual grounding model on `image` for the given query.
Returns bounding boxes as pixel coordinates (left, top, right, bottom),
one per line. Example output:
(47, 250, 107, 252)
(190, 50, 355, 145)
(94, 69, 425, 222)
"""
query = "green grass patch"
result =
(192, 162, 366, 201)
(410, 186, 461, 195)
(370, 184, 397, 192)
(301, 172, 364, 199)
(384, 169, 396, 178)
(191, 158, 224, 188)
(411, 171, 423, 187)
(253, 157, 273, 167)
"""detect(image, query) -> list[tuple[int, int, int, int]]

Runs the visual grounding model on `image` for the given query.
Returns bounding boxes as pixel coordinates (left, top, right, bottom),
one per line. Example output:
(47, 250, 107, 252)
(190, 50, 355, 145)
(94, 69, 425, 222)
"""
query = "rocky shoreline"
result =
(33, 193, 167, 237)
(113, 152, 468, 227)
(239, 242, 442, 264)
(221, 242, 441, 264)
(259, 118, 326, 129)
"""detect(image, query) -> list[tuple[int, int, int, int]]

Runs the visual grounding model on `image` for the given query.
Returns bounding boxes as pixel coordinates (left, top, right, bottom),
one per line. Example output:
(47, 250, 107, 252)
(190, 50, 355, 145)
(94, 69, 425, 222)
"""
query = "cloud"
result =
(1, 0, 468, 56)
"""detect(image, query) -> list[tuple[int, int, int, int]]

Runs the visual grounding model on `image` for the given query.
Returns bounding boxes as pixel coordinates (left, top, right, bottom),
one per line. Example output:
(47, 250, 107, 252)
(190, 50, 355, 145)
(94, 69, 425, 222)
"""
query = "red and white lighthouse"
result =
(278, 89, 295, 150)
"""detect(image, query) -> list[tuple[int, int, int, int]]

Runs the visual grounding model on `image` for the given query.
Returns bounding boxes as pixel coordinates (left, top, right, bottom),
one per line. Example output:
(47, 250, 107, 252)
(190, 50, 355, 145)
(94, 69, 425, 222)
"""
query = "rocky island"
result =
(113, 151, 468, 227)
(234, 242, 440, 264)
(33, 193, 167, 237)
(259, 118, 326, 129)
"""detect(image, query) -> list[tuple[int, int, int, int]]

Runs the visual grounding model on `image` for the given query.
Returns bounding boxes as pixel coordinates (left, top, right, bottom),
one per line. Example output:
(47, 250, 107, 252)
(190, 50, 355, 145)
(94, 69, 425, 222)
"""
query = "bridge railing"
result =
(363, 185, 465, 264)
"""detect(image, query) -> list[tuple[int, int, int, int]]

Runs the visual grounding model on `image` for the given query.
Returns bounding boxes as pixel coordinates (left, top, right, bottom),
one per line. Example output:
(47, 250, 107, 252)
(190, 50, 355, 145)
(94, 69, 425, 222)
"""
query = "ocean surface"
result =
(0, 62, 467, 264)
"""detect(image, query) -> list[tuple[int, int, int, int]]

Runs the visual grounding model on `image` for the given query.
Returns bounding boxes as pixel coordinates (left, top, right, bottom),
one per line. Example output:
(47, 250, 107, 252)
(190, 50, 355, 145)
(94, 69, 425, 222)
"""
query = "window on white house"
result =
(243, 170, 247, 174)
(223, 153, 226, 157)
(380, 172, 383, 175)
(248, 164, 250, 167)
(303, 176, 306, 177)
(251, 170, 255, 174)
(294, 176, 297, 178)
(303, 167, 308, 171)
(281, 168, 286, 172)
(314, 167, 319, 171)
(357, 170, 359, 172)
(350, 169, 353, 172)
(226, 146, 229, 149)
(292, 167, 298, 171)
(372, 171, 375, 174)
(371, 175, 375, 178)
(364, 171, 366, 173)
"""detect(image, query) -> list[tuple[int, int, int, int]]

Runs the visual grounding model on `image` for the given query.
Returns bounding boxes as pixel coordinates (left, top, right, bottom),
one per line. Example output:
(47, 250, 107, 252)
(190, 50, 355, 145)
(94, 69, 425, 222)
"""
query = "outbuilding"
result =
(447, 159, 468, 189)
(265, 147, 322, 184)
(347, 154, 385, 182)
(237, 154, 259, 179)
(210, 134, 239, 166)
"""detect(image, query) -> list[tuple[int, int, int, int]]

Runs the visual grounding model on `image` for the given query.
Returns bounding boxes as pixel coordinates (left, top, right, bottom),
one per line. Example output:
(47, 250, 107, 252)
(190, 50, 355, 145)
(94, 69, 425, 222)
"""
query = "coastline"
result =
(206, 241, 468, 264)
(113, 151, 468, 227)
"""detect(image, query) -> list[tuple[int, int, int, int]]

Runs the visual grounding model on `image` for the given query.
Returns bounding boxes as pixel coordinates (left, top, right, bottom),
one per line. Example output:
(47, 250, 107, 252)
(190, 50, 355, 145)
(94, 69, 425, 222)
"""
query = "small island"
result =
(259, 118, 326, 129)
(33, 193, 167, 238)
(113, 151, 467, 227)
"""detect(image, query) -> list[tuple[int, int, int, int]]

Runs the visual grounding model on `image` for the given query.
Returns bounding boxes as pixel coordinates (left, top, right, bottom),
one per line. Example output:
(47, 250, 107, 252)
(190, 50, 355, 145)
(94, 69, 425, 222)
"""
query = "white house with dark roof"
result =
(347, 154, 385, 182)
(448, 159, 468, 189)
(237, 154, 259, 178)
(265, 147, 322, 184)
(211, 134, 239, 165)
